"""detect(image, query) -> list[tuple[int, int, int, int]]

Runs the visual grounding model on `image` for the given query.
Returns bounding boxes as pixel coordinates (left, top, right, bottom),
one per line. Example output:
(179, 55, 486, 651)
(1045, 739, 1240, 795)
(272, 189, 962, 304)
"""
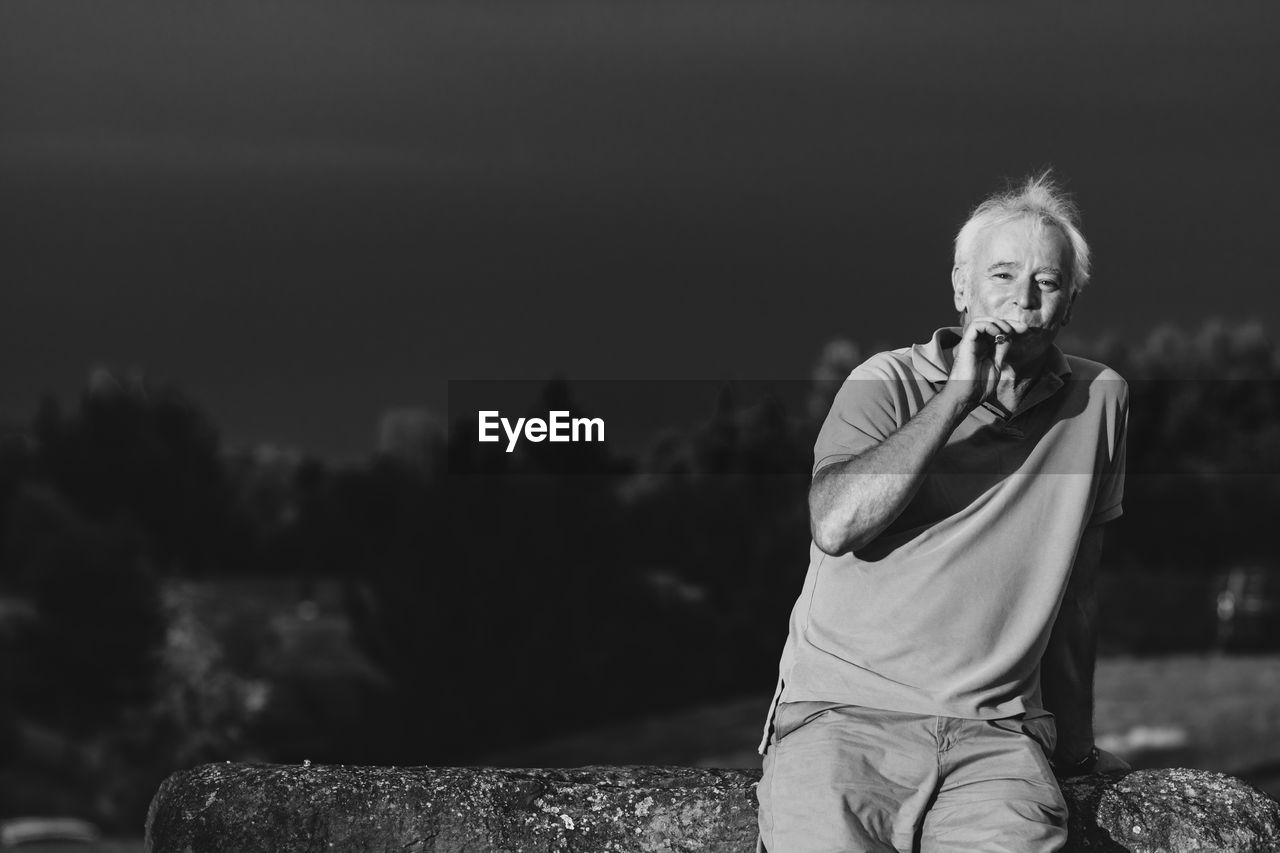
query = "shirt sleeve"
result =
(812, 356, 905, 476)
(1089, 375, 1128, 526)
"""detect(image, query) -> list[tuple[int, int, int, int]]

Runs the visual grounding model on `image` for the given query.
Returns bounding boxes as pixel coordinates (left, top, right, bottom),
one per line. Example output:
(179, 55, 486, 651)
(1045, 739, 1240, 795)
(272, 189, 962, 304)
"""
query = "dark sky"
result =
(3, 1, 1278, 459)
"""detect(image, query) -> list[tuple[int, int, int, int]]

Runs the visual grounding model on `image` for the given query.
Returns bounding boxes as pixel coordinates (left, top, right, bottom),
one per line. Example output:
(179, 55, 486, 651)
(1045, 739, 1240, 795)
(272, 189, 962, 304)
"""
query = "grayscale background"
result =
(2, 2, 1279, 846)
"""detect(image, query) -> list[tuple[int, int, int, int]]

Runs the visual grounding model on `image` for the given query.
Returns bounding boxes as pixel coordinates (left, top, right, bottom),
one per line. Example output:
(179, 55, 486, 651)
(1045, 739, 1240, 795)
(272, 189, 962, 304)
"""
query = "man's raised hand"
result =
(944, 317, 1030, 411)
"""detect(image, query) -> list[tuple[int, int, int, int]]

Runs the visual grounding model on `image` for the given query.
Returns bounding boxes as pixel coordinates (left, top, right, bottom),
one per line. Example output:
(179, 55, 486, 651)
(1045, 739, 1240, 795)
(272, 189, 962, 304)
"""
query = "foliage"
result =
(1, 320, 1280, 826)
(4, 484, 165, 736)
(30, 371, 240, 573)
(1062, 321, 1280, 573)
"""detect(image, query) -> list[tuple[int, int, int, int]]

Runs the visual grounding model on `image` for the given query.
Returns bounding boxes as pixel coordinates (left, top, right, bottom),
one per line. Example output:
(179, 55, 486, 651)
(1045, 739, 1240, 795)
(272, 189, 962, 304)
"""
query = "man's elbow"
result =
(812, 525, 845, 556)
(808, 469, 871, 555)
(810, 517, 866, 556)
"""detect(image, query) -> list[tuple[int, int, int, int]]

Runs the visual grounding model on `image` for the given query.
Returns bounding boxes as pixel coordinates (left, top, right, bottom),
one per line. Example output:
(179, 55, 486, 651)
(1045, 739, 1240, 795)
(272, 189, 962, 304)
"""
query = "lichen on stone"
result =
(146, 763, 1279, 853)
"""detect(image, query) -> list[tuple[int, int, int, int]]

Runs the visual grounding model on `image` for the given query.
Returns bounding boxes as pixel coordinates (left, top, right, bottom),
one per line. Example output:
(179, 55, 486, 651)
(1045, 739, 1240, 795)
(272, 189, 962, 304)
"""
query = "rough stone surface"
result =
(1058, 768, 1280, 852)
(146, 763, 1280, 853)
(146, 763, 759, 853)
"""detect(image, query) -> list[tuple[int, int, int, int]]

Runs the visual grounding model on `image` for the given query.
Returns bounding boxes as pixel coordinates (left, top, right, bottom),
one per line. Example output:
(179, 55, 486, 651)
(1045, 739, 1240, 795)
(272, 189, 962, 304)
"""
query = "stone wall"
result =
(146, 763, 1280, 852)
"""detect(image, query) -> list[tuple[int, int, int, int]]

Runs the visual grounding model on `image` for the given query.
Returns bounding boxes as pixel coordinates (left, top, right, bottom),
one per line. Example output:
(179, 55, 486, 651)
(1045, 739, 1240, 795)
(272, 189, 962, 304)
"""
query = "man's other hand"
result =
(1094, 747, 1132, 774)
(1055, 746, 1132, 778)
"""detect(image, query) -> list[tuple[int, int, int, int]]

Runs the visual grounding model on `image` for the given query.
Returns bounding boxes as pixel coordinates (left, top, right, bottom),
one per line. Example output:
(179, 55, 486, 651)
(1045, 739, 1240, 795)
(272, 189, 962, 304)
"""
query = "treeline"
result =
(0, 320, 1278, 827)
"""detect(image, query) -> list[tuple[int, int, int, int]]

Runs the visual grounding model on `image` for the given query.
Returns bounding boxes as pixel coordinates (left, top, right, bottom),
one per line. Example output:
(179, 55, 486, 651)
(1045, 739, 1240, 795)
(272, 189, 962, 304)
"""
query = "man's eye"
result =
(1038, 279, 1059, 290)
(993, 273, 1012, 280)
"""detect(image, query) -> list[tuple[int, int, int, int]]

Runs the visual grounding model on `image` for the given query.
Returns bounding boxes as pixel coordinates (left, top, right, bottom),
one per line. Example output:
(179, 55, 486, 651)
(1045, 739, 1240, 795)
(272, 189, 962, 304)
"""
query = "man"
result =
(757, 174, 1129, 852)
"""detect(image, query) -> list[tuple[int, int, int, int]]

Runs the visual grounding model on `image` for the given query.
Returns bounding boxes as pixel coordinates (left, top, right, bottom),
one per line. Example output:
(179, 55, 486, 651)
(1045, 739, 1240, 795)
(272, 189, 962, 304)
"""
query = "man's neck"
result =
(1002, 344, 1052, 381)
(995, 345, 1053, 414)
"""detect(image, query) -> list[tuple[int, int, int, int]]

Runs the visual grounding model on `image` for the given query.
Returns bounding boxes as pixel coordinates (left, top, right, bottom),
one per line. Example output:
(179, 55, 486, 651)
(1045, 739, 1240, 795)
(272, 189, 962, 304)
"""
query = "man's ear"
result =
(951, 265, 968, 313)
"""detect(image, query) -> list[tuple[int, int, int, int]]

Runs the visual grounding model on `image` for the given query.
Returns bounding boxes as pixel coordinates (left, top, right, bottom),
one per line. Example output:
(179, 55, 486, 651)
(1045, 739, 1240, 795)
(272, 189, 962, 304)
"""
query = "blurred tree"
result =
(340, 379, 641, 762)
(0, 429, 37, 584)
(1, 315, 1275, 797)
(5, 484, 165, 735)
(1100, 320, 1280, 576)
(376, 408, 446, 476)
(617, 384, 811, 704)
(33, 369, 238, 575)
(807, 338, 862, 424)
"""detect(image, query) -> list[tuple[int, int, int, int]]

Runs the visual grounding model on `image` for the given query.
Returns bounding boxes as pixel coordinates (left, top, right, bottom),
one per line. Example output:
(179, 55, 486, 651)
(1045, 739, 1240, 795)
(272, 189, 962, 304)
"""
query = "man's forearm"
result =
(1041, 588, 1098, 763)
(1041, 526, 1104, 764)
(809, 387, 970, 555)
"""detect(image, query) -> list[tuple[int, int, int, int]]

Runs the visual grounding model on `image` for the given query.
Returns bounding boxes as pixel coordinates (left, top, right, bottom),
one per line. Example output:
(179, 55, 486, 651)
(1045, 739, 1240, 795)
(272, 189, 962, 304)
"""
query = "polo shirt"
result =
(759, 327, 1127, 755)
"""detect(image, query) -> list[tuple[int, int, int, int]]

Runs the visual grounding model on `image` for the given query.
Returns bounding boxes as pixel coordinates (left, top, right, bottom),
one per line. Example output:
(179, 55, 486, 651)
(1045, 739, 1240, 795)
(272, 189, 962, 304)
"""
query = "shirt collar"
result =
(910, 326, 1073, 386)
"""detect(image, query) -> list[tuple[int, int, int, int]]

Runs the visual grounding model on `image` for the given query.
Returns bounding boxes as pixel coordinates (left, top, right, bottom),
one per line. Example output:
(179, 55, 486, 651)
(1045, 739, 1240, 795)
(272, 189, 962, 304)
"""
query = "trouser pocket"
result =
(771, 701, 850, 744)
(988, 711, 1058, 757)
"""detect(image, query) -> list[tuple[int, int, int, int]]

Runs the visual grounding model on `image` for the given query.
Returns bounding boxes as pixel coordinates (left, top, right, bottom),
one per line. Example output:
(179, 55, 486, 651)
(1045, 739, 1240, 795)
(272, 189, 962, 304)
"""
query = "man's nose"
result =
(1014, 276, 1040, 308)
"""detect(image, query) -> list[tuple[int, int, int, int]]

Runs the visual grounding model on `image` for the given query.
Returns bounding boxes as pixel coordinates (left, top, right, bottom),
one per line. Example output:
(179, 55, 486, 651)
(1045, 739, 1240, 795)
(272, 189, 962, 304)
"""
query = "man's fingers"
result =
(980, 318, 1015, 336)
(959, 318, 1016, 383)
(967, 318, 1032, 358)
(992, 338, 1010, 372)
(968, 320, 1011, 353)
(969, 319, 1008, 338)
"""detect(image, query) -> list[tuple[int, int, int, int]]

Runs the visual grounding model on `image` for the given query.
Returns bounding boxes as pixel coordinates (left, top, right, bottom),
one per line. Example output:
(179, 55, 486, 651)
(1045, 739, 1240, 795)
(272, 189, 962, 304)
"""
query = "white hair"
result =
(953, 171, 1091, 294)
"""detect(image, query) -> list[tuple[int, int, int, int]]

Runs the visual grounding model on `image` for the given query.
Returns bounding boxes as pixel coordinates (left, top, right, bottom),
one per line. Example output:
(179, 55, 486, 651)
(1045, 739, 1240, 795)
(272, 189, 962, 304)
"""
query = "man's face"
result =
(952, 217, 1076, 342)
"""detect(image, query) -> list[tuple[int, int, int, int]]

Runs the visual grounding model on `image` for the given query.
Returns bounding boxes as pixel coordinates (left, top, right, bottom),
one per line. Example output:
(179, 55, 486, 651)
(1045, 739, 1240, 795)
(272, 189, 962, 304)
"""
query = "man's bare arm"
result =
(810, 389, 968, 554)
(810, 317, 1025, 556)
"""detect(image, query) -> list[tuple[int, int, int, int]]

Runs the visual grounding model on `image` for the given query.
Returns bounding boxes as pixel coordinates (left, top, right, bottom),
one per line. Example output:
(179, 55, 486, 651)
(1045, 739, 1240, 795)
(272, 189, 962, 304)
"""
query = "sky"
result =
(2, 1, 1279, 459)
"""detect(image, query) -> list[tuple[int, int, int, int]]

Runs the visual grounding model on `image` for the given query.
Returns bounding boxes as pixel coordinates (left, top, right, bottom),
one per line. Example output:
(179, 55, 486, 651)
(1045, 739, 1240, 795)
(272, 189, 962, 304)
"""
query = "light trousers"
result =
(757, 702, 1068, 853)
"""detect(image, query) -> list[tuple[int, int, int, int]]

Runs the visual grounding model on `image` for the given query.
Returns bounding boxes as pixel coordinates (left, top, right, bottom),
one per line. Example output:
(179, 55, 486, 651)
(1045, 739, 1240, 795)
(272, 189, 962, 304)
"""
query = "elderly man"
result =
(756, 174, 1129, 852)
